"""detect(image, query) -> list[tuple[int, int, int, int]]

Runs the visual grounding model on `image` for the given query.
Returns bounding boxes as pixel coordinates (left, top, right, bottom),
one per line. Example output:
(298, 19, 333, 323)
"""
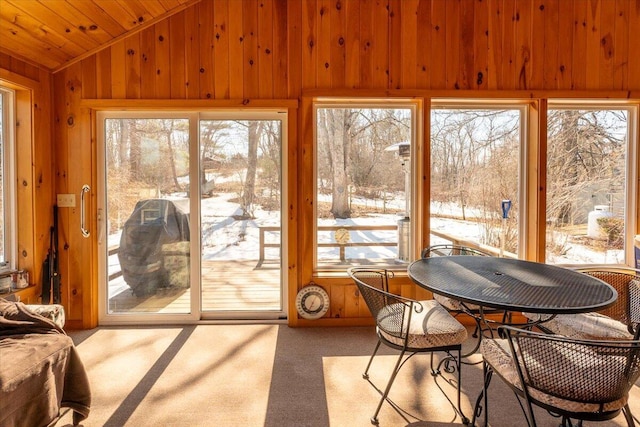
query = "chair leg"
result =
(363, 340, 382, 379)
(371, 349, 406, 425)
(521, 392, 538, 427)
(622, 404, 636, 427)
(471, 361, 492, 427)
(483, 362, 490, 427)
(561, 418, 583, 427)
(429, 349, 469, 424)
(471, 321, 480, 338)
(455, 349, 469, 425)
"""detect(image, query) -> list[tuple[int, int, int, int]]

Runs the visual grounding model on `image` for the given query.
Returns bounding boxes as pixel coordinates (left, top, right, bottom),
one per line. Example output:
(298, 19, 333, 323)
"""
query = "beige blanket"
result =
(0, 299, 91, 426)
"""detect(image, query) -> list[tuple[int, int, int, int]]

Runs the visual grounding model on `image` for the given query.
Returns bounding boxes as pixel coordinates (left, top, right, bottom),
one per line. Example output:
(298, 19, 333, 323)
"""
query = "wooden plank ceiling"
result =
(0, 0, 201, 72)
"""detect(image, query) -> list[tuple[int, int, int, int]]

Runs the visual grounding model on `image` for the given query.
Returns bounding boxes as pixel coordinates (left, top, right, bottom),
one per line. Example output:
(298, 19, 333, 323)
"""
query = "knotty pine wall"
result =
(3, 0, 640, 328)
(0, 53, 53, 305)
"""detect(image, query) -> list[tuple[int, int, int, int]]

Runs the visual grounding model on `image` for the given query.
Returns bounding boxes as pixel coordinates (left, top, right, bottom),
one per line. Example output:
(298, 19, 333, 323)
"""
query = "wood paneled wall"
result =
(3, 0, 640, 328)
(0, 53, 53, 305)
(62, 0, 640, 100)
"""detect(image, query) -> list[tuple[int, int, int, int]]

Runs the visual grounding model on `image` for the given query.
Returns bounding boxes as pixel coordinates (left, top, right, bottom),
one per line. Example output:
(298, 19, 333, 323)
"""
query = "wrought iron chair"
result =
(524, 266, 640, 340)
(473, 325, 640, 427)
(348, 267, 469, 425)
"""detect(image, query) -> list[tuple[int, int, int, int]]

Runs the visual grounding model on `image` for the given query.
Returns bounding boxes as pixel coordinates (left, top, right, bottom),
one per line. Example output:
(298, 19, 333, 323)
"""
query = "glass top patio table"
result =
(408, 256, 618, 314)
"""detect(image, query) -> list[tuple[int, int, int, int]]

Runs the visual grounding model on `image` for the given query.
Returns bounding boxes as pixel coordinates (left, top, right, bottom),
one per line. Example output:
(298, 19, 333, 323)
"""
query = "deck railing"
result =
(429, 229, 516, 258)
(256, 225, 398, 268)
(109, 225, 513, 277)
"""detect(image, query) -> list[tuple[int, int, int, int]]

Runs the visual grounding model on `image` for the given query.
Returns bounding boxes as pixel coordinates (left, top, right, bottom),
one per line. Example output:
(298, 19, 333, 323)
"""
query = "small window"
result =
(0, 86, 16, 271)
(545, 106, 635, 265)
(314, 100, 418, 270)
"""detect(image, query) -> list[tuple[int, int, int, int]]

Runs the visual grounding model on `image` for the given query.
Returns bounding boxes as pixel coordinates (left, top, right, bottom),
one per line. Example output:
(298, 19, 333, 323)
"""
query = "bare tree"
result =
(317, 109, 353, 218)
(240, 121, 264, 218)
(125, 119, 189, 193)
(126, 119, 141, 181)
(431, 109, 520, 249)
(317, 107, 411, 219)
(200, 120, 230, 193)
(547, 110, 626, 226)
(258, 121, 282, 204)
(349, 109, 408, 193)
(431, 110, 519, 223)
(159, 120, 186, 191)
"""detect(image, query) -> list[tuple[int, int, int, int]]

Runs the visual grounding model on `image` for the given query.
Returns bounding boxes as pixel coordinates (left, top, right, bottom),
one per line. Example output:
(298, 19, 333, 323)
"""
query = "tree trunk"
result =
(165, 123, 181, 191)
(330, 110, 351, 219)
(241, 121, 262, 218)
(127, 119, 141, 181)
(558, 110, 580, 225)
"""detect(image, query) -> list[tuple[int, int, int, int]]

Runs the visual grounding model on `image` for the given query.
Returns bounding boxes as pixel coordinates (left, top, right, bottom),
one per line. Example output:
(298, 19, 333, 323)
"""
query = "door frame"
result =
(96, 109, 289, 325)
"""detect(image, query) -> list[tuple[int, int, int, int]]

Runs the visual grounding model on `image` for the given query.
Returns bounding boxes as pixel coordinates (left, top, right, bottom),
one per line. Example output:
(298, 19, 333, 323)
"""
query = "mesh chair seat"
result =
(523, 311, 634, 340)
(378, 300, 468, 349)
(525, 267, 640, 341)
(481, 338, 630, 414)
(433, 294, 481, 311)
(474, 326, 640, 427)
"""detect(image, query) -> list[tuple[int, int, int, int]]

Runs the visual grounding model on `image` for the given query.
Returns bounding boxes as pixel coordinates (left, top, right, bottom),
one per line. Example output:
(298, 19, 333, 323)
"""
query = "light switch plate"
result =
(57, 194, 76, 207)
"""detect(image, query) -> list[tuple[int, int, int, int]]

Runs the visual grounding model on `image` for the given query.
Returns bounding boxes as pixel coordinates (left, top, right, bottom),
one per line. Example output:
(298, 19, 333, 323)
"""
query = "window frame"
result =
(96, 108, 290, 324)
(545, 101, 639, 267)
(428, 100, 529, 260)
(0, 85, 16, 272)
(304, 95, 640, 279)
(311, 97, 422, 273)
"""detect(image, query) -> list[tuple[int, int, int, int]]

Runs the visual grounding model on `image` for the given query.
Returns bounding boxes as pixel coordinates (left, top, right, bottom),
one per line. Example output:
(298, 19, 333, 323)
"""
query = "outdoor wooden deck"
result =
(107, 260, 282, 314)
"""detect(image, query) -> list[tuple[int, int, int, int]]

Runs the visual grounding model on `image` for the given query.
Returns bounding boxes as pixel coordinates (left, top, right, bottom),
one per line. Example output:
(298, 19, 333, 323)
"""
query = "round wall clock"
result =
(296, 284, 330, 320)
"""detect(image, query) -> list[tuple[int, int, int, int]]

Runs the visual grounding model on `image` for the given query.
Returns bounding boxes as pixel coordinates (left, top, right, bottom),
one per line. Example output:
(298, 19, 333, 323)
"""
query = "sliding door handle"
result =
(80, 185, 90, 238)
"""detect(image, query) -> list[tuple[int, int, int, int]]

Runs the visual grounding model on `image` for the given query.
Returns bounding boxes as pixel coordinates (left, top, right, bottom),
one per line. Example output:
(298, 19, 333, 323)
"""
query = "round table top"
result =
(408, 256, 618, 314)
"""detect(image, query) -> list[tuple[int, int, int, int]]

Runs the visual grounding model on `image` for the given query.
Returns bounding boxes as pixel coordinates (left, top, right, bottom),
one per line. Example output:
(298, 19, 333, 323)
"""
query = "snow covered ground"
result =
(108, 192, 624, 267)
(206, 194, 624, 264)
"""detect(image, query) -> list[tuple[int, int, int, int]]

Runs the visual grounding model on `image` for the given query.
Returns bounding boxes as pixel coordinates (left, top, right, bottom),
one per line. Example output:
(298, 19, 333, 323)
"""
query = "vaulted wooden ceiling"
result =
(0, 0, 201, 72)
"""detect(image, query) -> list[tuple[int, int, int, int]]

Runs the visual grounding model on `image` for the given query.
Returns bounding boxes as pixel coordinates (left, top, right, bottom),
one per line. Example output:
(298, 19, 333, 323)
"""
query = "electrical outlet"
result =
(57, 194, 76, 207)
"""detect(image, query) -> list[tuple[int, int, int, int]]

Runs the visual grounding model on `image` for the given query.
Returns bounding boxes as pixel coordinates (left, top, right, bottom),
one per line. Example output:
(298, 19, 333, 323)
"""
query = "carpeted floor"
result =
(55, 325, 640, 427)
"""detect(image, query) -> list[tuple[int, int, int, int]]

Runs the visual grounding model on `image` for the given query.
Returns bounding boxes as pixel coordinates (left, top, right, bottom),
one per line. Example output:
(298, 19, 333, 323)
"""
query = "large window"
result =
(0, 86, 16, 271)
(430, 105, 523, 258)
(314, 100, 417, 269)
(545, 106, 635, 265)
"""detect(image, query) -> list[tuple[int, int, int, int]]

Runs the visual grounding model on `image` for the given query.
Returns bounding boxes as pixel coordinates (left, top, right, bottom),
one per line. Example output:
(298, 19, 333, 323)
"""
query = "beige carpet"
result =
(55, 325, 640, 427)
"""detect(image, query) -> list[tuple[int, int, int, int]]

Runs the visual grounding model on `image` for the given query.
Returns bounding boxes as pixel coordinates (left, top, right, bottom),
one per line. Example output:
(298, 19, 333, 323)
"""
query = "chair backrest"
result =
(574, 266, 640, 337)
(346, 267, 393, 292)
(501, 325, 640, 405)
(348, 267, 412, 343)
(422, 244, 492, 259)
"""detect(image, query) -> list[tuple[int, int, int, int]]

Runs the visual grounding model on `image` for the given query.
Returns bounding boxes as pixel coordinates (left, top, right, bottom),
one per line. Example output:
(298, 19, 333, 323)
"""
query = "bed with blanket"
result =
(0, 298, 91, 426)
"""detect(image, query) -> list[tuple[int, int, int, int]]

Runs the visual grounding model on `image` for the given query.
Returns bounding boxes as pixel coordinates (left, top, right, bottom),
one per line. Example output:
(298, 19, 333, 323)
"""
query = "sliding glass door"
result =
(199, 113, 286, 319)
(97, 111, 286, 324)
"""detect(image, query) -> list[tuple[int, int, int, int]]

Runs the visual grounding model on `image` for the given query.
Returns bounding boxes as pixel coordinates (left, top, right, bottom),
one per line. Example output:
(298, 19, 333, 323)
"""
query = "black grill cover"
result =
(118, 199, 190, 295)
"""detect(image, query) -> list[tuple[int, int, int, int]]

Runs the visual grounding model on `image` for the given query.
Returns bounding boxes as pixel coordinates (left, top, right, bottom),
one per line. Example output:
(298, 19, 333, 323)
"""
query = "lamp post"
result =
(385, 141, 411, 261)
